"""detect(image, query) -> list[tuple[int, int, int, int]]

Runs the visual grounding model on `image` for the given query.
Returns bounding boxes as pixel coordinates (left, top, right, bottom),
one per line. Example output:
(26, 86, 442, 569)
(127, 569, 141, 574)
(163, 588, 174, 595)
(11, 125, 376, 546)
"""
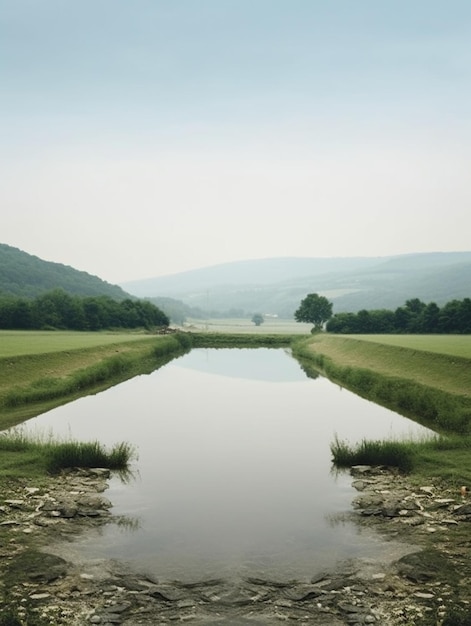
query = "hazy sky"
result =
(2, 1, 470, 284)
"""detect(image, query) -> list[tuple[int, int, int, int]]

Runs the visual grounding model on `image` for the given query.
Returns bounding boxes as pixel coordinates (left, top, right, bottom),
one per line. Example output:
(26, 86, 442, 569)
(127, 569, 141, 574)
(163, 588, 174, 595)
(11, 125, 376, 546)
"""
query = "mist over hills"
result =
(2, 243, 469, 321)
(122, 252, 471, 318)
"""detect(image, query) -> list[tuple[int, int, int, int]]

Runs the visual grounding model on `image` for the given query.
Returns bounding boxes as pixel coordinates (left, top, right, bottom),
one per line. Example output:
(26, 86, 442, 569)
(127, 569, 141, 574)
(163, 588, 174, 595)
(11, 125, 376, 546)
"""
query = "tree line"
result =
(0, 289, 169, 331)
(326, 298, 471, 334)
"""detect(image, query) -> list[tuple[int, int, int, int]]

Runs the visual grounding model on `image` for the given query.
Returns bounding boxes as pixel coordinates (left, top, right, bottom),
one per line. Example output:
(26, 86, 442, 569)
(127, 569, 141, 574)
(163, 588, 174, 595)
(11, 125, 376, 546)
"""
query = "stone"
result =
(395, 550, 457, 584)
(351, 466, 373, 475)
(78, 495, 112, 509)
(4, 499, 26, 508)
(338, 602, 366, 613)
(361, 508, 383, 516)
(452, 503, 471, 516)
(59, 504, 78, 518)
(106, 603, 131, 613)
(149, 586, 185, 601)
(97, 613, 121, 623)
(6, 550, 69, 584)
(283, 585, 323, 601)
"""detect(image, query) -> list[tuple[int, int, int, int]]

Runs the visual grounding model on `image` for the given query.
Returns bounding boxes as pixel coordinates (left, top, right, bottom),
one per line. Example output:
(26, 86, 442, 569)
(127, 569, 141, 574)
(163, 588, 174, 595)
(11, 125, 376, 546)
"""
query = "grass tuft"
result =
(0, 429, 135, 475)
(330, 434, 417, 472)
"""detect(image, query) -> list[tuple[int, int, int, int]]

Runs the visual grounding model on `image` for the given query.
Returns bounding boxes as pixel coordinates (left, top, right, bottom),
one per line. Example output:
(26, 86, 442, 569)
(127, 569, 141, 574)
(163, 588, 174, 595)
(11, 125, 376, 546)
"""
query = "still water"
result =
(24, 348, 431, 581)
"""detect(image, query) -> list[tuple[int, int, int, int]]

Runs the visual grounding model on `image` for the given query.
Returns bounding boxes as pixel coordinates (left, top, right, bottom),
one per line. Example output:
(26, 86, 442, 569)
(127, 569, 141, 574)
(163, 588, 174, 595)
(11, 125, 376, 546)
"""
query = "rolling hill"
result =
(122, 252, 471, 318)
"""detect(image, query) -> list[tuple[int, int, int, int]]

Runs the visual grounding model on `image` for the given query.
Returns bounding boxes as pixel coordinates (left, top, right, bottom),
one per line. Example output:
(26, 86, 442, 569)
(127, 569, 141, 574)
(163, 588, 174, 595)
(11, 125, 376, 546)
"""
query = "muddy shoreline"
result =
(1, 467, 470, 625)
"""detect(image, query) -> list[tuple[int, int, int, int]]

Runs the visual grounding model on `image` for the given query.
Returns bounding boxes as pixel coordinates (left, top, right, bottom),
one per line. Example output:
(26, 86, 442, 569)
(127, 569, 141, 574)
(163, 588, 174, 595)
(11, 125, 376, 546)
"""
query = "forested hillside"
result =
(0, 244, 129, 299)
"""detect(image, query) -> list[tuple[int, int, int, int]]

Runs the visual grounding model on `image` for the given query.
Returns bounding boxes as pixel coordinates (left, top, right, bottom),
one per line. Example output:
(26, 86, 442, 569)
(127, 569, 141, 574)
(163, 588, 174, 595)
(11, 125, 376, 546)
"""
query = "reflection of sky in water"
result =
(24, 348, 432, 581)
(173, 347, 306, 382)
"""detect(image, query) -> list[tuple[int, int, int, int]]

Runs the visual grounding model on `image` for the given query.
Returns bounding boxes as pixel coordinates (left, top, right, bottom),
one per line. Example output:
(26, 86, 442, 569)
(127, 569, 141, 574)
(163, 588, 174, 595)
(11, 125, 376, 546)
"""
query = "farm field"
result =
(343, 334, 471, 359)
(0, 330, 153, 358)
(184, 317, 311, 334)
(305, 334, 471, 398)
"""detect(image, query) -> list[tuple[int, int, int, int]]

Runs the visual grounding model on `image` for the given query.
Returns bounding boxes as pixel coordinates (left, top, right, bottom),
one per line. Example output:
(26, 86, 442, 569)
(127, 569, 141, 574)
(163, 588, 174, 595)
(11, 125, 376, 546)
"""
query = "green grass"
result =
(0, 429, 135, 476)
(0, 332, 191, 428)
(331, 433, 471, 483)
(300, 334, 471, 397)
(189, 331, 295, 348)
(341, 334, 471, 359)
(331, 434, 418, 472)
(184, 317, 312, 334)
(291, 332, 471, 481)
(0, 330, 151, 357)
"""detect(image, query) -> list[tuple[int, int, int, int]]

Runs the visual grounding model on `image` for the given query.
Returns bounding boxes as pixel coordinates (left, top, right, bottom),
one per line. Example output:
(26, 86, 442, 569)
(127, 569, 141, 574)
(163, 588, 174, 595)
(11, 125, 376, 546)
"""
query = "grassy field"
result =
(0, 330, 153, 357)
(342, 334, 471, 359)
(0, 334, 159, 395)
(183, 317, 312, 334)
(303, 334, 471, 398)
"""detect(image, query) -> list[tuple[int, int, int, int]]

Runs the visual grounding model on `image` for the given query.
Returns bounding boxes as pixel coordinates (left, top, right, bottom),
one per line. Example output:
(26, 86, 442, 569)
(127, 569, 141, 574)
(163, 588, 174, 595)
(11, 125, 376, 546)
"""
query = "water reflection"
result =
(23, 348, 432, 581)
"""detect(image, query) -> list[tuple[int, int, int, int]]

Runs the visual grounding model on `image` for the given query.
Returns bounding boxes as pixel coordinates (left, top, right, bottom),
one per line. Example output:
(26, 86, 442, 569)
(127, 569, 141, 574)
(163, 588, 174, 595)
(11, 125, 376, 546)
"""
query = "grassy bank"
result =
(294, 333, 471, 482)
(0, 330, 191, 480)
(293, 334, 471, 432)
(188, 331, 295, 348)
(0, 331, 190, 430)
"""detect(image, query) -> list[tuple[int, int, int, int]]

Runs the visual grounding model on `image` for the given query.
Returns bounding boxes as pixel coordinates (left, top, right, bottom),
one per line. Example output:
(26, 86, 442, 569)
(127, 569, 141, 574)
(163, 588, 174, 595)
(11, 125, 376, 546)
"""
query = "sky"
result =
(1, 1, 470, 285)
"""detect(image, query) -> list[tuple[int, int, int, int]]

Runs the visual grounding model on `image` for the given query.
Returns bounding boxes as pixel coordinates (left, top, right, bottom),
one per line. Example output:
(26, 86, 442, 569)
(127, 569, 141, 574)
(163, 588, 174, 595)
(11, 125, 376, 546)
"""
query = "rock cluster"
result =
(1, 466, 471, 624)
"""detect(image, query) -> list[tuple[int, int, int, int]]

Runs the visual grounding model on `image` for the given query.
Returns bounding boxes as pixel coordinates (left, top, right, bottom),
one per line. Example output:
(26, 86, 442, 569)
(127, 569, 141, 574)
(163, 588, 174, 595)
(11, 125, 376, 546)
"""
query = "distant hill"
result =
(0, 244, 130, 300)
(122, 252, 471, 318)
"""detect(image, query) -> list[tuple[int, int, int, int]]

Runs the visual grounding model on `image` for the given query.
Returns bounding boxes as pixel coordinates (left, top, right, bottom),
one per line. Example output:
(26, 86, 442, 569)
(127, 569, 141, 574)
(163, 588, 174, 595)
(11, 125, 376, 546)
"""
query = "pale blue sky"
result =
(2, 1, 470, 283)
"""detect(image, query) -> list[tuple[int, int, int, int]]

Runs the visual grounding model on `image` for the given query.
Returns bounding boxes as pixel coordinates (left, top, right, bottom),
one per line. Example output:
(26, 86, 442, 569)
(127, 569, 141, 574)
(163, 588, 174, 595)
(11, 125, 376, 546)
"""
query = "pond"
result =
(23, 348, 432, 582)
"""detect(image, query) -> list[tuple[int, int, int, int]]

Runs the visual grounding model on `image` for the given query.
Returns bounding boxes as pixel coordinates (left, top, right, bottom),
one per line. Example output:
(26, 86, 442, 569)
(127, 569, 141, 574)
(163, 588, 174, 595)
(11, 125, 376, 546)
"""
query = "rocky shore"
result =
(1, 466, 471, 625)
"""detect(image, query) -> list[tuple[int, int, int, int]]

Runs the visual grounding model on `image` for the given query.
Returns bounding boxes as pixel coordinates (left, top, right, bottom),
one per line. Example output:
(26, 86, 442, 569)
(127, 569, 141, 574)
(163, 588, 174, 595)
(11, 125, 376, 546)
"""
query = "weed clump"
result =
(0, 430, 135, 475)
(330, 434, 417, 472)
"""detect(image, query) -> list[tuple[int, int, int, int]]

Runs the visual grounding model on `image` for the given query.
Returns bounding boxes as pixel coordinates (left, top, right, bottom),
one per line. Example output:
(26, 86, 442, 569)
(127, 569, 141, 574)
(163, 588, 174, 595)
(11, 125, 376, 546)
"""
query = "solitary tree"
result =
(294, 293, 333, 332)
(251, 313, 264, 326)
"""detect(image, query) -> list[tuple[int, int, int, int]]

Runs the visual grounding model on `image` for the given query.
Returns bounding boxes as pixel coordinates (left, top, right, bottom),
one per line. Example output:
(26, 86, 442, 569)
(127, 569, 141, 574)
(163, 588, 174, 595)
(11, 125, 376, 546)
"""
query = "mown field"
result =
(303, 334, 471, 398)
(342, 334, 471, 359)
(0, 330, 153, 357)
(184, 317, 312, 334)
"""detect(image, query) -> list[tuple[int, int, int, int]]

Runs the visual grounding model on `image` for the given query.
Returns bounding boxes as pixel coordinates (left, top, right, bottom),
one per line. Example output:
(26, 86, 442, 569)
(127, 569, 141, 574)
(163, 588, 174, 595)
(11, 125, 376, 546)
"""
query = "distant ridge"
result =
(0, 243, 130, 299)
(121, 252, 471, 317)
(121, 256, 386, 295)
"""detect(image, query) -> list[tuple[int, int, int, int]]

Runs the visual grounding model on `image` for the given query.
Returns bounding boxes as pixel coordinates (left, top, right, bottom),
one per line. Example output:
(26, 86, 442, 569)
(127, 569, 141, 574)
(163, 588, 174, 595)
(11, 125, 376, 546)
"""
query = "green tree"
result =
(294, 293, 333, 332)
(251, 313, 264, 326)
